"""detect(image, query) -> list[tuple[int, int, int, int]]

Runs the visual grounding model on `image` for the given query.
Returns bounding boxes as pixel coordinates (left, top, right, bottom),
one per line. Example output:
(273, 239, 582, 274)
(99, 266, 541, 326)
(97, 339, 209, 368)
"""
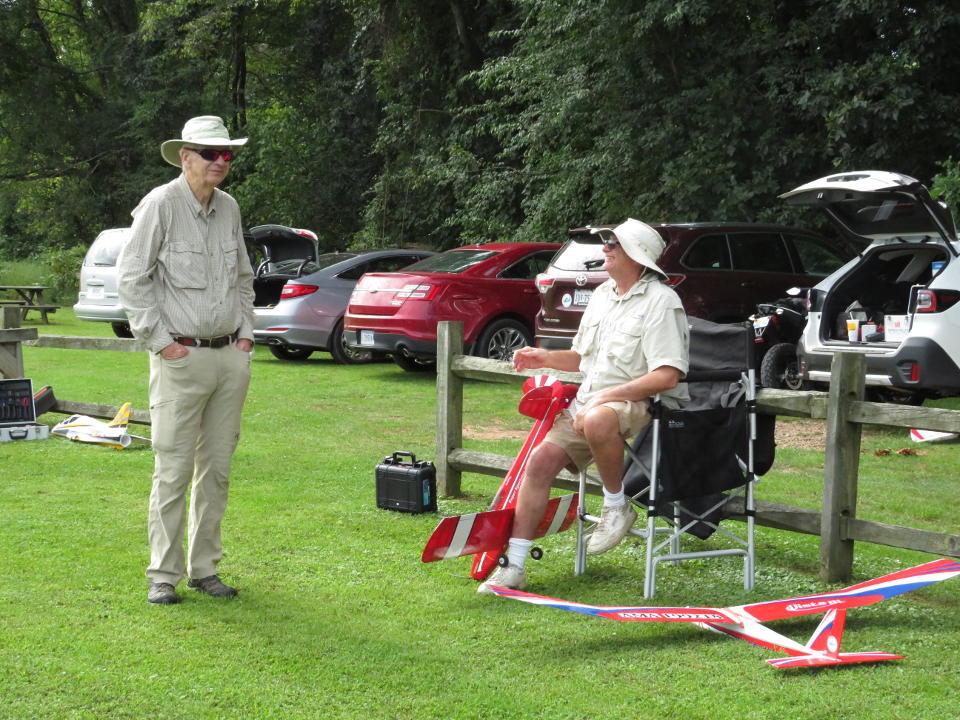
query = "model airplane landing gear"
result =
(497, 546, 544, 568)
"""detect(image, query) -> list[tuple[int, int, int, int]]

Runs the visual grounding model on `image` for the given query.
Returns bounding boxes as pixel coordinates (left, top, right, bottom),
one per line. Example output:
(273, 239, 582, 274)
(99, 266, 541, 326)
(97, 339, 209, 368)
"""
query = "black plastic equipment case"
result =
(375, 451, 437, 513)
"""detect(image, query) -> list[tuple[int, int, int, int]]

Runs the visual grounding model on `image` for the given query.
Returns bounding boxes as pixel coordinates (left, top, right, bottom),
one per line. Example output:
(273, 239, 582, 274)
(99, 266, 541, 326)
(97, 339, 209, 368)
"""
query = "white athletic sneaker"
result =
(477, 563, 527, 594)
(586, 502, 638, 555)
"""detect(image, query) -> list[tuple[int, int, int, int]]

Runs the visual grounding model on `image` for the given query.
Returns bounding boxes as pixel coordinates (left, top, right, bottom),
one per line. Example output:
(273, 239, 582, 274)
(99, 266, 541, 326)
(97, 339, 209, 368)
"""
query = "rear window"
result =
(832, 198, 934, 239)
(83, 230, 129, 267)
(404, 249, 498, 274)
(551, 240, 605, 272)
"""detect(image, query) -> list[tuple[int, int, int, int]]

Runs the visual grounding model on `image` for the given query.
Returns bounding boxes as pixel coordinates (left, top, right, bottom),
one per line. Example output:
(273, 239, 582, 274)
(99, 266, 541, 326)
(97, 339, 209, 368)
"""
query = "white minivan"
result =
(781, 170, 960, 402)
(73, 227, 132, 337)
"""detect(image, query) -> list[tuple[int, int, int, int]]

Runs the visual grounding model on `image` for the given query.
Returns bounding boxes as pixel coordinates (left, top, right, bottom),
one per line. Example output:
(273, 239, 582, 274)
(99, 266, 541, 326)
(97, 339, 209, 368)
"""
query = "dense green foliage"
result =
(3, 0, 960, 264)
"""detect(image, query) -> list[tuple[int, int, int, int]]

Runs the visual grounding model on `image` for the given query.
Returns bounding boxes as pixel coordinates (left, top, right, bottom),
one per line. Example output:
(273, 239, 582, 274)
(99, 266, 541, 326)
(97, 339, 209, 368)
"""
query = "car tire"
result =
(760, 342, 806, 391)
(268, 344, 313, 361)
(111, 322, 133, 339)
(475, 319, 532, 362)
(392, 353, 436, 372)
(329, 319, 374, 365)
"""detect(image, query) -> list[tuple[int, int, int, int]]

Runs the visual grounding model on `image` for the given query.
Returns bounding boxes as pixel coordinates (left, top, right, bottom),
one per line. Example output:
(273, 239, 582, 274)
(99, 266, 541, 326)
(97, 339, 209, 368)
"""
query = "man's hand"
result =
(512, 346, 548, 372)
(236, 338, 253, 352)
(160, 342, 188, 360)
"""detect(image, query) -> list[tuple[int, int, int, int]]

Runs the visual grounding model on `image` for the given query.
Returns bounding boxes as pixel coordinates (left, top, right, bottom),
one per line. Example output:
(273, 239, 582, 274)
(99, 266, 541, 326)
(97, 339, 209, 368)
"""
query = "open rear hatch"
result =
(779, 171, 957, 250)
(248, 224, 320, 306)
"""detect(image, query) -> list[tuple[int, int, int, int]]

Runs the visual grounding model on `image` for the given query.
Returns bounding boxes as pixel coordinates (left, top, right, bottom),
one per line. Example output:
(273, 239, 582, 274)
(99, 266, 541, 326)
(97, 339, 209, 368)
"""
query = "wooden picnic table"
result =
(0, 285, 57, 323)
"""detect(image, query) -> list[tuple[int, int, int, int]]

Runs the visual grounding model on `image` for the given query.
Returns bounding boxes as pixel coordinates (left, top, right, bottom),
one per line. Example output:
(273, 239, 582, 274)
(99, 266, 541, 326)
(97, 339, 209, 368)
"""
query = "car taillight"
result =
(280, 283, 319, 300)
(664, 273, 685, 287)
(535, 274, 555, 294)
(916, 289, 960, 313)
(394, 283, 437, 301)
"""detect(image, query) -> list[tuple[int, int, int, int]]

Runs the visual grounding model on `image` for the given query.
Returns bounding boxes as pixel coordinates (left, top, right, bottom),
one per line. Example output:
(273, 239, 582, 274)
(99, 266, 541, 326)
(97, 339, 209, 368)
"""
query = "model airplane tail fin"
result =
(108, 402, 132, 428)
(805, 608, 846, 657)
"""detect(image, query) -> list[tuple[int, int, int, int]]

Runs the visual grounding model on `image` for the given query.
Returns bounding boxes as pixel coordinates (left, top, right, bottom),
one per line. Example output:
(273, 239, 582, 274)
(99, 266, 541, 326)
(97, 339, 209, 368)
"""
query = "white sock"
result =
(602, 486, 626, 508)
(506, 538, 532, 569)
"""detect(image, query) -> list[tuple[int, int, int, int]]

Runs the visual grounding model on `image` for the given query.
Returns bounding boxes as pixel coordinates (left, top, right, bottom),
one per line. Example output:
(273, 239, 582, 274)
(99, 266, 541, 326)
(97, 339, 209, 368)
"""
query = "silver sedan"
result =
(254, 248, 434, 363)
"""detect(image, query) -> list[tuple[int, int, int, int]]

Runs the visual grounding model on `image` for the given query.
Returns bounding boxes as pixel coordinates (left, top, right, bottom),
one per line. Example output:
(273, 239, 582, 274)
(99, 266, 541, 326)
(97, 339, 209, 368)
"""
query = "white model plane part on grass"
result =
(487, 558, 960, 669)
(51, 402, 149, 449)
(909, 428, 958, 443)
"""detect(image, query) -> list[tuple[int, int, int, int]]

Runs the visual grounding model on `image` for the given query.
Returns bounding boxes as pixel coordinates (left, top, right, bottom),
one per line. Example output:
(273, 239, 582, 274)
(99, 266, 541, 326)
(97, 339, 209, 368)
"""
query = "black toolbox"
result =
(375, 451, 437, 513)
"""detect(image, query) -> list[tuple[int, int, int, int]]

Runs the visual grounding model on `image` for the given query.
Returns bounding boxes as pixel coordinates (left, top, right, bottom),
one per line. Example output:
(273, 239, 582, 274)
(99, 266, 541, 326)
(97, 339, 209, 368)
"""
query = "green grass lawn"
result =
(2, 311, 958, 719)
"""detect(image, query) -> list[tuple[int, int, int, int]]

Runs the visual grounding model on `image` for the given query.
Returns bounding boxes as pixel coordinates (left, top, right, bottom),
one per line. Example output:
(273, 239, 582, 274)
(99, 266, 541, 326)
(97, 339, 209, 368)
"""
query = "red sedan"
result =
(344, 242, 560, 371)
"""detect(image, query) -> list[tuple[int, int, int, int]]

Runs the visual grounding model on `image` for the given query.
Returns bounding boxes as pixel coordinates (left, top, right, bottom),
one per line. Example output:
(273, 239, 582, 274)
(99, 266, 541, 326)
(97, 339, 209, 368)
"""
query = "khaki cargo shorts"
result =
(543, 399, 651, 471)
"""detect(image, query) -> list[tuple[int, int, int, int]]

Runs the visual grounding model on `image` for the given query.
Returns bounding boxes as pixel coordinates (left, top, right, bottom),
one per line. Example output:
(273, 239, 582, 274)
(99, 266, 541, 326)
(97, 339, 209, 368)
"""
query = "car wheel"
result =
(111, 322, 134, 338)
(760, 342, 806, 391)
(268, 344, 313, 361)
(392, 353, 436, 372)
(475, 319, 532, 362)
(329, 319, 373, 365)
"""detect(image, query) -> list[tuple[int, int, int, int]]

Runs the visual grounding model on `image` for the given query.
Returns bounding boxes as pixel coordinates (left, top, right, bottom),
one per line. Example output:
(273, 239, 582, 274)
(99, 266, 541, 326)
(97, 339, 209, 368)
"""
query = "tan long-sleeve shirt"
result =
(118, 174, 255, 353)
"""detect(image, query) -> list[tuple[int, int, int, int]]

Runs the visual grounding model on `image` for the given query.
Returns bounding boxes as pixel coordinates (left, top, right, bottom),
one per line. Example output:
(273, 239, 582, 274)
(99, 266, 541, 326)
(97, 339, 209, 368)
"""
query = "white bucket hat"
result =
(589, 218, 667, 279)
(160, 115, 248, 167)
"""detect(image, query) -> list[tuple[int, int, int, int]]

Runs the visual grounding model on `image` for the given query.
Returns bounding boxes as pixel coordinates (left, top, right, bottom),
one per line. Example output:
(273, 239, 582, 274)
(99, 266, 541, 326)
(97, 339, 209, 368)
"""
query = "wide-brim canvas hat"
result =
(160, 115, 248, 167)
(588, 218, 668, 279)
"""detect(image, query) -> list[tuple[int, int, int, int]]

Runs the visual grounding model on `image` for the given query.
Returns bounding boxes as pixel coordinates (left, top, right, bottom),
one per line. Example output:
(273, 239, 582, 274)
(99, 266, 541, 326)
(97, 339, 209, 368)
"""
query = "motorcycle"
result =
(750, 291, 808, 390)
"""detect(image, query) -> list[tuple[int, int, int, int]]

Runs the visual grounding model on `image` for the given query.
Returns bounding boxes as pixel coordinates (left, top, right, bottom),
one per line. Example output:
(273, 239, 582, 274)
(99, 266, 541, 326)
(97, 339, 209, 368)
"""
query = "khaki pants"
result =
(146, 345, 251, 585)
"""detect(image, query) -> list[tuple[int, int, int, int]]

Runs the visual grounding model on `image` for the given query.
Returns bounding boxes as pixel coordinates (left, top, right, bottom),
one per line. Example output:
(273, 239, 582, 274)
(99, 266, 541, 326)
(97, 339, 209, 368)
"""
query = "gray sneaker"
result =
(477, 563, 527, 594)
(147, 582, 181, 605)
(586, 502, 638, 555)
(187, 575, 238, 598)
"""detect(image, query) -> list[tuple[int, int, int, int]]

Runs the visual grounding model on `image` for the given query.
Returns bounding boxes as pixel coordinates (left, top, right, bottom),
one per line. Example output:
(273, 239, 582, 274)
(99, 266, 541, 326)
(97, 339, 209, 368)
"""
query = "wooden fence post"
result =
(0, 306, 37, 379)
(820, 351, 865, 583)
(435, 321, 464, 497)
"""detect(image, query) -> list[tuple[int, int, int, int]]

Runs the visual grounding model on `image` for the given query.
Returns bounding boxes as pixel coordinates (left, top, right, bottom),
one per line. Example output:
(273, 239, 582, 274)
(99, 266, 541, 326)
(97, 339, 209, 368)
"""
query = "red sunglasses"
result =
(186, 147, 235, 162)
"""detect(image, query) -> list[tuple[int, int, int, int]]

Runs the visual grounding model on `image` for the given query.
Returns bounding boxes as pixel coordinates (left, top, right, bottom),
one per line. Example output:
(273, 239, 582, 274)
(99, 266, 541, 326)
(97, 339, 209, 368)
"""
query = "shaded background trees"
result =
(2, 0, 960, 275)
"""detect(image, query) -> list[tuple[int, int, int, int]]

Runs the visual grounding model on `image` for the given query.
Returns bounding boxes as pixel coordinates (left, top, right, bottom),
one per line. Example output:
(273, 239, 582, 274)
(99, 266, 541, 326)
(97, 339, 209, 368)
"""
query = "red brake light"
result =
(664, 273, 685, 287)
(916, 289, 960, 313)
(280, 283, 319, 300)
(535, 274, 555, 294)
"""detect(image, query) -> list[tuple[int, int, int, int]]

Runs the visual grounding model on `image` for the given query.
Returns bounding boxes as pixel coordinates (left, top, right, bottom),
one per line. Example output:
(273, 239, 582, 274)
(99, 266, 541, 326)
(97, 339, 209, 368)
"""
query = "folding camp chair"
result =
(574, 318, 775, 598)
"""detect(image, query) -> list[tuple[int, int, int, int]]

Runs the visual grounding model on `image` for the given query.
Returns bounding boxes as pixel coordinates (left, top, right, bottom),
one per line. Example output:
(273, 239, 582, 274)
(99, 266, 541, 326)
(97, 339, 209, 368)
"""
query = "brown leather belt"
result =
(173, 331, 238, 349)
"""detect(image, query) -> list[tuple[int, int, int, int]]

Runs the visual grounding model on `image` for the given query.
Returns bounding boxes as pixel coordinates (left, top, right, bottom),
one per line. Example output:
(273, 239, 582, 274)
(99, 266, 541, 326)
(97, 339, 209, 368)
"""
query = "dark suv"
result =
(535, 223, 854, 349)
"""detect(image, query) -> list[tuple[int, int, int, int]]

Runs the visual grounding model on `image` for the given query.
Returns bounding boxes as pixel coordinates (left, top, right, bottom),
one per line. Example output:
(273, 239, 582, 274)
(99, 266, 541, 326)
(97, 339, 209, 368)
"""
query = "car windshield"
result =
(552, 240, 605, 272)
(403, 249, 498, 273)
(84, 231, 129, 266)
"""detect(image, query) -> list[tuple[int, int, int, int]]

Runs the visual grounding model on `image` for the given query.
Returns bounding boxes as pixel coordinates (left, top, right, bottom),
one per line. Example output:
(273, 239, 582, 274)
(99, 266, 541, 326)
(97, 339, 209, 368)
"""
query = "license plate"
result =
(87, 287, 104, 300)
(359, 330, 374, 347)
(573, 289, 592, 306)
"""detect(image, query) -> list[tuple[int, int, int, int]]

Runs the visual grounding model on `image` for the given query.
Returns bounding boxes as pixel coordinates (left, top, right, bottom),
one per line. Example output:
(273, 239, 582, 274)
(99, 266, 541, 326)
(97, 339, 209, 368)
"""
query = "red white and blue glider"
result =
(487, 557, 960, 668)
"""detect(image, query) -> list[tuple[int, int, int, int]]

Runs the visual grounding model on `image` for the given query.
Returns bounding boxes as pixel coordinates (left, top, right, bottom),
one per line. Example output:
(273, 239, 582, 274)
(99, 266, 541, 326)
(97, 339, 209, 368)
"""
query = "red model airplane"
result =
(487, 557, 960, 668)
(421, 375, 579, 579)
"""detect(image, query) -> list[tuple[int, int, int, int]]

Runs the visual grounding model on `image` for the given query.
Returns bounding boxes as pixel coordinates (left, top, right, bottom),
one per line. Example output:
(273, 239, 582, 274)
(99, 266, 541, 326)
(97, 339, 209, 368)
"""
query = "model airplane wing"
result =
(422, 493, 578, 563)
(51, 402, 147, 449)
(731, 557, 960, 622)
(486, 558, 960, 669)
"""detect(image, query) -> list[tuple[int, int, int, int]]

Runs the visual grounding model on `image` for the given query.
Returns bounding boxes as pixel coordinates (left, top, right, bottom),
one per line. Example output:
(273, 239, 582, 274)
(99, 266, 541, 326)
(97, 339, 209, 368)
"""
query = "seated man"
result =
(479, 219, 689, 592)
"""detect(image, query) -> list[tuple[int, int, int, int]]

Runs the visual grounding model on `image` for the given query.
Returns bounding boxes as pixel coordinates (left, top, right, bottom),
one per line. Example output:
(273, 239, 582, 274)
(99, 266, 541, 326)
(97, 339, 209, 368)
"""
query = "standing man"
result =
(479, 219, 689, 593)
(119, 116, 255, 605)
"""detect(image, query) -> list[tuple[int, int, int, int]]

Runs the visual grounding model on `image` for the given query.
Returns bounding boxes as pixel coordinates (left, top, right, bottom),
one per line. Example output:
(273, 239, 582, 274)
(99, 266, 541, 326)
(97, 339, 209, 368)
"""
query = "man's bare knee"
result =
(524, 442, 571, 488)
